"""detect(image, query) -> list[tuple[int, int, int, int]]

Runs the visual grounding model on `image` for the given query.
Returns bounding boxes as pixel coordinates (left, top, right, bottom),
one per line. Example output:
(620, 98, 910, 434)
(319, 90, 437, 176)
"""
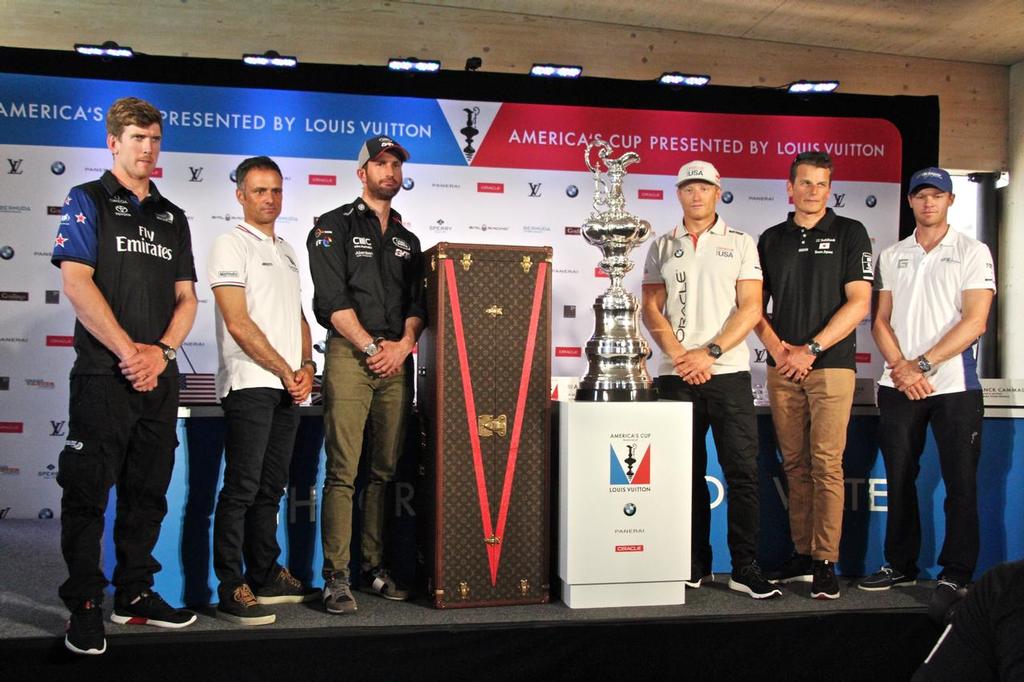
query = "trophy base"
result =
(574, 386, 658, 402)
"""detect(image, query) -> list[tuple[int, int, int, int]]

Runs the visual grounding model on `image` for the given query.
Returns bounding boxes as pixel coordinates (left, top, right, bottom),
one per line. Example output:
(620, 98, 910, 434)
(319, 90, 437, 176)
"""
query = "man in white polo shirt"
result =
(208, 156, 318, 625)
(642, 160, 780, 599)
(858, 167, 995, 609)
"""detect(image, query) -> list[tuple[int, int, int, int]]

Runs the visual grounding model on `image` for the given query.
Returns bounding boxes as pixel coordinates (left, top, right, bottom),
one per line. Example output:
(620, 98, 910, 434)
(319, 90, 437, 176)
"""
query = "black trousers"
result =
(655, 371, 760, 575)
(212, 387, 299, 596)
(57, 375, 179, 608)
(877, 386, 983, 584)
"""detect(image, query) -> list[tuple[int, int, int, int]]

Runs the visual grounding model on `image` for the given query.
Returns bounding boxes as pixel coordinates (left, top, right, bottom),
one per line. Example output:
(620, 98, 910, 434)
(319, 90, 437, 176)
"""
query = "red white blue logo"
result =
(610, 443, 650, 485)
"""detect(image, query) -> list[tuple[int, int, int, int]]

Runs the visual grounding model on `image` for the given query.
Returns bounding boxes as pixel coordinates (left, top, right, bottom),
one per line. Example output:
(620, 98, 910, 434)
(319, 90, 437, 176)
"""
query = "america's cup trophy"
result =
(575, 137, 657, 401)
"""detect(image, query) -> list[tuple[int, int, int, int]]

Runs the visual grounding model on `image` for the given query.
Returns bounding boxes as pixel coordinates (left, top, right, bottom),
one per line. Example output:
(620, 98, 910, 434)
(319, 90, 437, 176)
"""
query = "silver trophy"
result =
(575, 137, 657, 401)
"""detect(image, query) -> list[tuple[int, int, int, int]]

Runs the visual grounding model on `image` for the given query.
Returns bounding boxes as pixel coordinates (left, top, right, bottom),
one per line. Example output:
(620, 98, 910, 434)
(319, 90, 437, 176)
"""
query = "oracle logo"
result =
(855, 352, 872, 363)
(555, 346, 582, 358)
(638, 189, 663, 200)
(594, 267, 609, 278)
(477, 182, 504, 193)
(614, 544, 644, 553)
(309, 174, 337, 186)
(150, 167, 163, 178)
(0, 421, 24, 433)
(45, 335, 74, 347)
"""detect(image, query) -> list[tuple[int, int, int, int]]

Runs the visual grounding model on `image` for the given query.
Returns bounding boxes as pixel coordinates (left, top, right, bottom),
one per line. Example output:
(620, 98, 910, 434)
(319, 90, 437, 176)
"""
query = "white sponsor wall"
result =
(0, 75, 903, 519)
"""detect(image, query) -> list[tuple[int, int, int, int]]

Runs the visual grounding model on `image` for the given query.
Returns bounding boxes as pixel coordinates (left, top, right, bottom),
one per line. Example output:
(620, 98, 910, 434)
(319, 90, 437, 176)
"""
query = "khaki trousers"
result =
(766, 366, 855, 562)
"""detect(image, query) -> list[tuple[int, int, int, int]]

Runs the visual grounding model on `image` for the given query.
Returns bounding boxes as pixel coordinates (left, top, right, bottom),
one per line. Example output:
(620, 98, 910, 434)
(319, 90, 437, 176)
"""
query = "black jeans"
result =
(213, 387, 299, 596)
(877, 386, 983, 583)
(655, 371, 760, 575)
(57, 375, 179, 608)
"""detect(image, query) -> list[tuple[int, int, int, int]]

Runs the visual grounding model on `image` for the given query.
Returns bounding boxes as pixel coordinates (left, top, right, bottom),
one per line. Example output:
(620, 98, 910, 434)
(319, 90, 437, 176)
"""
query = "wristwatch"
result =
(706, 343, 723, 359)
(155, 341, 176, 362)
(807, 340, 823, 357)
(917, 355, 933, 374)
(363, 337, 385, 357)
(301, 359, 317, 374)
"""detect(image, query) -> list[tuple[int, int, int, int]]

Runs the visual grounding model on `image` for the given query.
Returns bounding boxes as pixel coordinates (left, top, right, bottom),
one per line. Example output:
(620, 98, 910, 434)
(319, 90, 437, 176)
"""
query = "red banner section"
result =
(471, 104, 902, 182)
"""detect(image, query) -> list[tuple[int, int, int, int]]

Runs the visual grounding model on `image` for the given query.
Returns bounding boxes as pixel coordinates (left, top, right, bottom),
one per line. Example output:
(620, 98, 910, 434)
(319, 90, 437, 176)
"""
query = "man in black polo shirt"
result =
(307, 135, 426, 614)
(51, 97, 199, 655)
(755, 152, 873, 599)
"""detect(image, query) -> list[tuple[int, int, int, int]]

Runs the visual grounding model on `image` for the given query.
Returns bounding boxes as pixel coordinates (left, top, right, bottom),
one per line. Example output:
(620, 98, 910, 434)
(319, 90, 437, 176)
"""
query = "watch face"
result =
(165, 348, 176, 361)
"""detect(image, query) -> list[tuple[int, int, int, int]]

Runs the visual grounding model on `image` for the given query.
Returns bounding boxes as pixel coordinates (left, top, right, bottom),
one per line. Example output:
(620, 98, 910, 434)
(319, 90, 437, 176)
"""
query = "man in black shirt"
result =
(307, 135, 426, 614)
(755, 152, 873, 600)
(51, 97, 199, 655)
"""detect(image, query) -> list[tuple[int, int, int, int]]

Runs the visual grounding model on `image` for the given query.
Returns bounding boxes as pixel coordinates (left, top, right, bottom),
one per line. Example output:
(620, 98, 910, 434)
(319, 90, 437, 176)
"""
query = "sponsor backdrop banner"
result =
(0, 73, 901, 518)
(11, 72, 1014, 590)
(2, 72, 1020, 590)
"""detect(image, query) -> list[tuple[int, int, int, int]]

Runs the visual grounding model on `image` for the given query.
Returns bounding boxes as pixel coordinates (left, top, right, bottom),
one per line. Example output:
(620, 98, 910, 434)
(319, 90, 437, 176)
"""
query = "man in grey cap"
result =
(642, 160, 779, 599)
(307, 135, 426, 614)
(859, 167, 994, 611)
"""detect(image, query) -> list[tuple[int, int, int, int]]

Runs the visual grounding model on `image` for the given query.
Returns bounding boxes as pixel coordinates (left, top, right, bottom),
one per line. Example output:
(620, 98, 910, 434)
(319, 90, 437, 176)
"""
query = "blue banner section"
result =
(0, 73, 466, 164)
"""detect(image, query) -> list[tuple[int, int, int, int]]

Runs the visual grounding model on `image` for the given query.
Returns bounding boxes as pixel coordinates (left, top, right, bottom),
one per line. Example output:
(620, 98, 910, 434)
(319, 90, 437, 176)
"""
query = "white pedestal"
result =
(558, 400, 692, 608)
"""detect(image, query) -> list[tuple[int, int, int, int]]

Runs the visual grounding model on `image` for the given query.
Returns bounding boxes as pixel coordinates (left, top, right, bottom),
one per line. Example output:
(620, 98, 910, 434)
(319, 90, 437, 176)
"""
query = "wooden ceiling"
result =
(438, 0, 1024, 66)
(3, 0, 1022, 66)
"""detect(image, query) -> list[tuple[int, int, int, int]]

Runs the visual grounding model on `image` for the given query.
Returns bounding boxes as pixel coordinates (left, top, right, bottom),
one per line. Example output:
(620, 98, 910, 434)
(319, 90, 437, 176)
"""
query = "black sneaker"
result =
(810, 560, 840, 600)
(65, 598, 106, 656)
(323, 575, 358, 614)
(255, 567, 321, 605)
(729, 563, 783, 599)
(857, 566, 917, 591)
(111, 590, 197, 629)
(684, 573, 714, 589)
(765, 552, 813, 584)
(360, 567, 411, 601)
(929, 578, 968, 626)
(218, 584, 275, 626)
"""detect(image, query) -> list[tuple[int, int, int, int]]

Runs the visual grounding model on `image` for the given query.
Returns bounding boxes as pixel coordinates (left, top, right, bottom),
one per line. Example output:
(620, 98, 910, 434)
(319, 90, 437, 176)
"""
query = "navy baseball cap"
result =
(357, 135, 409, 167)
(908, 167, 953, 195)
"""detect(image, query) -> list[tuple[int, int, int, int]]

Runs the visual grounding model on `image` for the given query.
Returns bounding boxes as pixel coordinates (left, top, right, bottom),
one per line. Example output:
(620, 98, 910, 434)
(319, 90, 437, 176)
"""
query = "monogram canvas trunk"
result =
(417, 242, 552, 608)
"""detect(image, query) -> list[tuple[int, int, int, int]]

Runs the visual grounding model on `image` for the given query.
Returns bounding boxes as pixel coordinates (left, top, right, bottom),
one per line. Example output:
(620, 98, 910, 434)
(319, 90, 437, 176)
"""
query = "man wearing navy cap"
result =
(859, 168, 995, 609)
(307, 136, 426, 614)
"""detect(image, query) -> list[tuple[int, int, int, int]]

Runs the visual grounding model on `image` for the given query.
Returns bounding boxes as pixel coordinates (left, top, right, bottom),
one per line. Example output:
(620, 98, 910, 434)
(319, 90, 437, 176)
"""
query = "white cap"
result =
(676, 160, 721, 188)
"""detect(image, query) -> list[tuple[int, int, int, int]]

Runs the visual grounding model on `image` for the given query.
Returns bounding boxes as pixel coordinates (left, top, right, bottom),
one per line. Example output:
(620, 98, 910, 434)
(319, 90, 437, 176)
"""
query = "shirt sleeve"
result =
(51, 187, 99, 268)
(737, 232, 763, 281)
(843, 220, 874, 284)
(306, 213, 354, 331)
(207, 233, 247, 288)
(642, 234, 665, 285)
(175, 212, 198, 282)
(875, 246, 891, 292)
(403, 235, 428, 324)
(962, 241, 996, 293)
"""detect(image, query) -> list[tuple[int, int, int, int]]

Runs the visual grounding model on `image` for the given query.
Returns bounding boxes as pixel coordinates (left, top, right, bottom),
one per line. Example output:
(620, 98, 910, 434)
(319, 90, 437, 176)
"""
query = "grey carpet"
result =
(0, 519, 929, 641)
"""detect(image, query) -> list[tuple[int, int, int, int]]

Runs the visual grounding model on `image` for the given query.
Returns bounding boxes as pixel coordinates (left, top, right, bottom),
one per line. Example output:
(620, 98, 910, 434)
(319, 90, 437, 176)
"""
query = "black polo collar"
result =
(785, 207, 836, 233)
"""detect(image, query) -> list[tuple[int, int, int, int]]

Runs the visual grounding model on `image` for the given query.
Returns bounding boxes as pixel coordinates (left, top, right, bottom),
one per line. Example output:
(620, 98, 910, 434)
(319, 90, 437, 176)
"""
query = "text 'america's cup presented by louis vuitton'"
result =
(575, 137, 657, 401)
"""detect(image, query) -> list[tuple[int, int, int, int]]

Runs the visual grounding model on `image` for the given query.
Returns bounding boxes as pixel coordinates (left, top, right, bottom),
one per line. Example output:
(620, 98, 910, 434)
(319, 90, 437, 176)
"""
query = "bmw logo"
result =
(38, 508, 54, 519)
(0, 245, 14, 260)
(674, 249, 684, 258)
(402, 177, 415, 190)
(865, 195, 877, 208)
(566, 184, 579, 198)
(51, 161, 66, 175)
(721, 191, 734, 204)
(229, 170, 238, 183)
(623, 503, 637, 517)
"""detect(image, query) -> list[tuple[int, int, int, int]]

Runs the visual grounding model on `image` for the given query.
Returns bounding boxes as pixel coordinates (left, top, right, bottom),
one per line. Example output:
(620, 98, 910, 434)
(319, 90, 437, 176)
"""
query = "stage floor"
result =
(2, 518, 933, 641)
